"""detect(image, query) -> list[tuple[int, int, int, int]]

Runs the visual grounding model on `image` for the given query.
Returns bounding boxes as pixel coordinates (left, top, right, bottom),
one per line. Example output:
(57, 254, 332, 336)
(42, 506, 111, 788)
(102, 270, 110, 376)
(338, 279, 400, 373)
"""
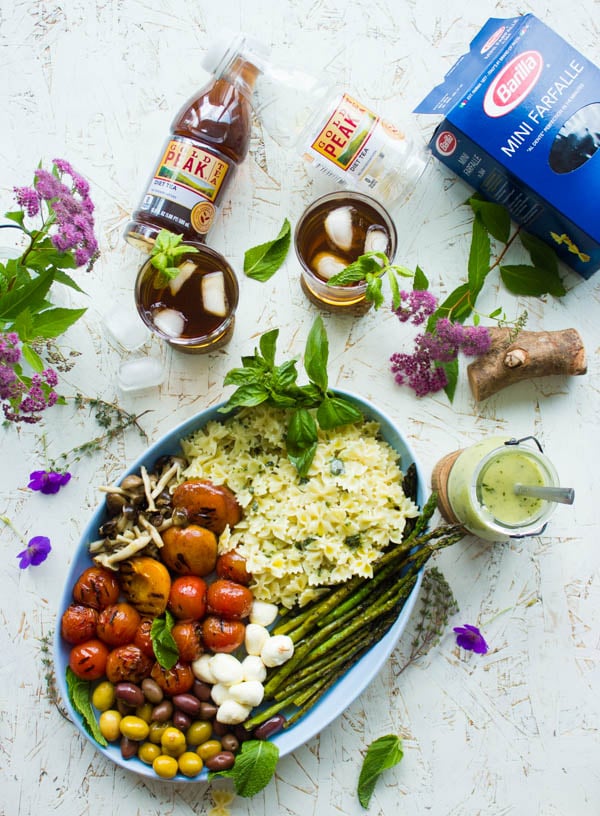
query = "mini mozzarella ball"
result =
(210, 653, 244, 685)
(245, 623, 270, 656)
(261, 634, 295, 667)
(241, 654, 267, 683)
(210, 682, 233, 706)
(228, 680, 264, 708)
(216, 699, 252, 725)
(191, 654, 217, 685)
(249, 600, 279, 627)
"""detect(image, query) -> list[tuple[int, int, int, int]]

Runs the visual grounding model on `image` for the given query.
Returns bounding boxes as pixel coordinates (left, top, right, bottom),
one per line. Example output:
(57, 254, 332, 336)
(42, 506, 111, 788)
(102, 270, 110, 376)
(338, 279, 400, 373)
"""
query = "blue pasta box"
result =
(415, 14, 600, 278)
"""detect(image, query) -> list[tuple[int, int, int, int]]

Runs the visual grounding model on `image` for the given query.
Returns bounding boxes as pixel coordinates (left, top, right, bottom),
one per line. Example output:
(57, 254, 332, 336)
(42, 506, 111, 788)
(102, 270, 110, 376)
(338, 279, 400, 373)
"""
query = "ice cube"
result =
(311, 251, 348, 280)
(364, 226, 389, 256)
(103, 305, 151, 351)
(117, 356, 165, 392)
(169, 260, 197, 296)
(152, 307, 186, 337)
(201, 271, 228, 317)
(324, 206, 353, 252)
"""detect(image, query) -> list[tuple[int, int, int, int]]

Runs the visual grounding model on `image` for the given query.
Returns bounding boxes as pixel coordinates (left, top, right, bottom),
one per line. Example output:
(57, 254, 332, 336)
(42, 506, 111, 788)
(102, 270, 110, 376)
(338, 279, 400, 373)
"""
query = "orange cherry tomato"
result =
(171, 620, 204, 662)
(133, 617, 155, 659)
(61, 604, 99, 645)
(150, 660, 195, 696)
(201, 615, 246, 654)
(96, 602, 141, 647)
(206, 579, 253, 620)
(167, 576, 207, 620)
(160, 524, 218, 577)
(72, 566, 120, 610)
(105, 644, 154, 684)
(69, 639, 109, 681)
(215, 551, 252, 586)
(171, 480, 242, 535)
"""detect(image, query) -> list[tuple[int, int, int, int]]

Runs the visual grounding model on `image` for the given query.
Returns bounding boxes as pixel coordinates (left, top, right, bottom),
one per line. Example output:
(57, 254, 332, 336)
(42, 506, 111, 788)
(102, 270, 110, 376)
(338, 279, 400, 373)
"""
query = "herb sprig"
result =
(221, 316, 362, 477)
(357, 734, 404, 808)
(327, 251, 413, 310)
(149, 229, 198, 282)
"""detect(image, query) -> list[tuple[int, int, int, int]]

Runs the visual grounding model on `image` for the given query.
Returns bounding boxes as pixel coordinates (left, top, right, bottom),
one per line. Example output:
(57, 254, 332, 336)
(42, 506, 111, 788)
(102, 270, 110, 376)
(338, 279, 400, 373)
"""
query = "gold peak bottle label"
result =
(141, 136, 231, 235)
(305, 93, 407, 194)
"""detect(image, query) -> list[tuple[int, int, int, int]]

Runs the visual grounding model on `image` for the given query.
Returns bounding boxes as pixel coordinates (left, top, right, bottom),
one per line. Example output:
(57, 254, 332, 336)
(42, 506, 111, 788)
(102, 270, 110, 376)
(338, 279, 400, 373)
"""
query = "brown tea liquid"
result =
(125, 43, 260, 251)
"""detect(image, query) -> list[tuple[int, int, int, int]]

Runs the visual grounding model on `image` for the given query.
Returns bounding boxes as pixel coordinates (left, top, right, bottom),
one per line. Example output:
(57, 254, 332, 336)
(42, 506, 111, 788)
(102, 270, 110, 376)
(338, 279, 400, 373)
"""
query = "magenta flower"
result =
(453, 624, 488, 654)
(16, 535, 52, 568)
(28, 470, 72, 494)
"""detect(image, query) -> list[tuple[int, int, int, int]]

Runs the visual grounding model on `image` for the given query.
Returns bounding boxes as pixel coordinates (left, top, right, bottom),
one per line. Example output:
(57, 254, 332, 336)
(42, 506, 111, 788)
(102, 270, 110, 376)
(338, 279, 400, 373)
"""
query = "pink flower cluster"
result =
(14, 158, 97, 268)
(0, 333, 59, 423)
(390, 290, 491, 397)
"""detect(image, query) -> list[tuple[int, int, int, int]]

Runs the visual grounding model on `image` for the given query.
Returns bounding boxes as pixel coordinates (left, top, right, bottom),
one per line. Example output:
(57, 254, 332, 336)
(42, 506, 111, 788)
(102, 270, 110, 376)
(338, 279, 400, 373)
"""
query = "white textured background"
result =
(1, 1, 599, 814)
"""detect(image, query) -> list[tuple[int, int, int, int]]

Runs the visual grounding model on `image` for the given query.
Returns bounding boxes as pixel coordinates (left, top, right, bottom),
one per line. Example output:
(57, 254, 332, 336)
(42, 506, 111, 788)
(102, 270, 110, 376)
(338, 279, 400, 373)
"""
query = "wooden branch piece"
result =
(467, 327, 586, 401)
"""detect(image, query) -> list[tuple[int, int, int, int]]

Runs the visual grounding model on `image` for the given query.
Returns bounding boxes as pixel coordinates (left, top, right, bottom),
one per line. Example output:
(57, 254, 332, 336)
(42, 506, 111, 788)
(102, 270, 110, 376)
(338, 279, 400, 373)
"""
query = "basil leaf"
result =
(208, 739, 279, 797)
(304, 314, 328, 392)
(151, 610, 179, 669)
(259, 328, 279, 366)
(220, 383, 271, 410)
(357, 734, 403, 808)
(500, 264, 566, 297)
(66, 667, 108, 747)
(287, 408, 318, 477)
(244, 219, 291, 282)
(316, 395, 362, 430)
(468, 198, 511, 244)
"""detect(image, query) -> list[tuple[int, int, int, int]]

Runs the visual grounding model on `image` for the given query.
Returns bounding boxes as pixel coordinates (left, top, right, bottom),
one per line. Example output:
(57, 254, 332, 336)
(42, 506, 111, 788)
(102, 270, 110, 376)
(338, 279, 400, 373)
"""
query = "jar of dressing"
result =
(434, 436, 563, 542)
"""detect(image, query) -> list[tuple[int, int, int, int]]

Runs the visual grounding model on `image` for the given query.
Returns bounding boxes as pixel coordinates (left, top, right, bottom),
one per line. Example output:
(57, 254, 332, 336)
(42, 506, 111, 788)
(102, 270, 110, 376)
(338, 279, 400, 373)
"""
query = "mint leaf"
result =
(150, 229, 197, 281)
(519, 231, 560, 277)
(244, 219, 291, 282)
(151, 610, 178, 669)
(500, 264, 566, 297)
(66, 667, 108, 747)
(209, 739, 279, 797)
(467, 215, 491, 296)
(327, 252, 384, 286)
(357, 734, 403, 808)
(304, 314, 328, 392)
(468, 197, 511, 244)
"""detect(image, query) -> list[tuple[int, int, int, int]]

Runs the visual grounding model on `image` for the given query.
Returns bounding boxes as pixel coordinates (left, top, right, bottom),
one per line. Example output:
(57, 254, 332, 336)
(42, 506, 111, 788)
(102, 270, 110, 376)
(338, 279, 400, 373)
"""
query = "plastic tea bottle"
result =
(124, 34, 266, 252)
(253, 58, 428, 205)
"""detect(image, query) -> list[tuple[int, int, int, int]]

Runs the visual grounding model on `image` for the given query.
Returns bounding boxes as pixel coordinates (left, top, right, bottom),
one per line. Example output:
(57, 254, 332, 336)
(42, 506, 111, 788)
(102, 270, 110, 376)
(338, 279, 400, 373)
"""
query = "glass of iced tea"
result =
(294, 191, 397, 314)
(134, 243, 239, 353)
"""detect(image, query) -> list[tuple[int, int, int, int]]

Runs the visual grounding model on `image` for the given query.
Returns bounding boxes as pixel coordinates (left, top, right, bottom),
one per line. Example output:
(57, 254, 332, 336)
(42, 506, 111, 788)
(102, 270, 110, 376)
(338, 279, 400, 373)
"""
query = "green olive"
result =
(152, 754, 179, 779)
(135, 702, 154, 723)
(178, 751, 204, 778)
(119, 715, 150, 741)
(196, 739, 222, 760)
(138, 741, 161, 765)
(148, 720, 171, 744)
(99, 709, 122, 742)
(92, 681, 116, 712)
(186, 720, 212, 746)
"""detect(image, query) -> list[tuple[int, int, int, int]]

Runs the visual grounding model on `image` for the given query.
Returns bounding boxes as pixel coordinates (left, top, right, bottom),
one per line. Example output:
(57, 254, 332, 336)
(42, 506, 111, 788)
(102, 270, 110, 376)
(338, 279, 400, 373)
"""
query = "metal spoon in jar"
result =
(513, 484, 575, 504)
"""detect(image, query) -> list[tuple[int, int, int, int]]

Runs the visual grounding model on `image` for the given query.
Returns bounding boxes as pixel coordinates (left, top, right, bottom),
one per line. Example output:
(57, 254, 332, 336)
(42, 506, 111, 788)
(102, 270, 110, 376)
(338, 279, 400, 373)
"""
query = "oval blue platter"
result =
(54, 389, 426, 781)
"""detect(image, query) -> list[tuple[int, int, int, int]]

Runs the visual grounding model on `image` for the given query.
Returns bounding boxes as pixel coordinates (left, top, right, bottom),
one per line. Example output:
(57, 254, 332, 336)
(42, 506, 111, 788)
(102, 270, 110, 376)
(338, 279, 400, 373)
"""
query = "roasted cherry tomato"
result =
(133, 617, 155, 658)
(206, 579, 253, 620)
(171, 620, 204, 662)
(105, 644, 154, 684)
(96, 602, 141, 647)
(201, 615, 246, 654)
(171, 480, 242, 535)
(168, 576, 207, 620)
(215, 551, 252, 586)
(60, 603, 99, 644)
(150, 660, 195, 696)
(160, 524, 218, 577)
(69, 639, 109, 681)
(72, 566, 120, 610)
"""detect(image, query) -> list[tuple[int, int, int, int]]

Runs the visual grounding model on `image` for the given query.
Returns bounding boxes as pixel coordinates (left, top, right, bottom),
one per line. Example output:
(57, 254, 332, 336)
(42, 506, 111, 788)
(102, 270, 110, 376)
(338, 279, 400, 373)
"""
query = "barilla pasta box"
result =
(415, 14, 600, 277)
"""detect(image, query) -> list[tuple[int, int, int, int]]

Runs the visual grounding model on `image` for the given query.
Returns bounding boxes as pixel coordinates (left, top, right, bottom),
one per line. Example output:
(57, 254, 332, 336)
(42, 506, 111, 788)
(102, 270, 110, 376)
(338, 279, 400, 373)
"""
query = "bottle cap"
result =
(201, 32, 270, 76)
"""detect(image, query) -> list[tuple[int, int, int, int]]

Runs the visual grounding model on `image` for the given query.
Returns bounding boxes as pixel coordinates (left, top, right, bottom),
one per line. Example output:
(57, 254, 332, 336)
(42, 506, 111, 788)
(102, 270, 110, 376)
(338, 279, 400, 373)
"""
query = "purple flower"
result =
(16, 535, 52, 568)
(28, 470, 72, 494)
(394, 289, 438, 325)
(453, 624, 488, 654)
(14, 185, 40, 217)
